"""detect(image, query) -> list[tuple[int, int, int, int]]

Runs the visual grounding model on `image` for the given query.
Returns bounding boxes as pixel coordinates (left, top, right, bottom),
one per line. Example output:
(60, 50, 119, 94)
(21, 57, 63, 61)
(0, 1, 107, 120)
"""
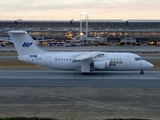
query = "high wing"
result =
(72, 52, 105, 62)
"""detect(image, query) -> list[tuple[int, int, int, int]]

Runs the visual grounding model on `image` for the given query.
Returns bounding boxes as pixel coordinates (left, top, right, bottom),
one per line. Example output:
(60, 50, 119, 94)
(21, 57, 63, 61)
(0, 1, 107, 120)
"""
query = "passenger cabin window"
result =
(30, 55, 37, 57)
(135, 57, 142, 61)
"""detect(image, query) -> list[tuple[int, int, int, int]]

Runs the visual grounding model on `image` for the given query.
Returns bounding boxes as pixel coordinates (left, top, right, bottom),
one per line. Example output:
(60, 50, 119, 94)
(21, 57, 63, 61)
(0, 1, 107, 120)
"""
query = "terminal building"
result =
(0, 19, 160, 45)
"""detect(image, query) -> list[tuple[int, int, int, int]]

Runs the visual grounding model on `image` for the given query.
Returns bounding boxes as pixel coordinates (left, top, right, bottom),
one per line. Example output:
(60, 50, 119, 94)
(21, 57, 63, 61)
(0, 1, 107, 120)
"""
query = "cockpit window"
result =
(135, 57, 142, 61)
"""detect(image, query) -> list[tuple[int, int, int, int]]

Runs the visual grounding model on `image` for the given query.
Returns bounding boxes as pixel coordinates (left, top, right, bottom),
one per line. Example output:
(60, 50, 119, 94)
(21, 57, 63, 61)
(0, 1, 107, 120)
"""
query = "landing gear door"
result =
(81, 59, 91, 73)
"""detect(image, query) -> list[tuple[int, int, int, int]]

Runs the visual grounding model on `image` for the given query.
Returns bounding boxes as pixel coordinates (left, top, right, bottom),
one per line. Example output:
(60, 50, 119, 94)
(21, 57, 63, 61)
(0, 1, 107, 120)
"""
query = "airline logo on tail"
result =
(22, 42, 33, 47)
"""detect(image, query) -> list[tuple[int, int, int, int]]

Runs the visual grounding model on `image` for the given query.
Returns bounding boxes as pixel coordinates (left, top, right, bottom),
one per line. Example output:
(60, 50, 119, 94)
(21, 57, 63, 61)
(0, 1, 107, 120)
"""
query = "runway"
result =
(0, 69, 160, 87)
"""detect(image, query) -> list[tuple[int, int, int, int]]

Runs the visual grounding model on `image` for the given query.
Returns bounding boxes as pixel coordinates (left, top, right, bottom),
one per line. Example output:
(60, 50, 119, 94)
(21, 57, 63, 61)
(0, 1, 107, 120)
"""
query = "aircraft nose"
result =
(142, 60, 154, 69)
(148, 62, 154, 68)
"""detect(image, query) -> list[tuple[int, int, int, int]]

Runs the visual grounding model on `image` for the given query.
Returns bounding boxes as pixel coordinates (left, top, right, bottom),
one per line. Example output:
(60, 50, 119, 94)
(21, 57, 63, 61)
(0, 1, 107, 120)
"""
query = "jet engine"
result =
(93, 60, 110, 69)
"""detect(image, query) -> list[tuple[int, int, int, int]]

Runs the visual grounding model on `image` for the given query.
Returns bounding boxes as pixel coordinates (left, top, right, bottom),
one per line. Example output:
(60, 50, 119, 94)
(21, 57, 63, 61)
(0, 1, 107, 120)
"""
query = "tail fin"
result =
(8, 30, 45, 55)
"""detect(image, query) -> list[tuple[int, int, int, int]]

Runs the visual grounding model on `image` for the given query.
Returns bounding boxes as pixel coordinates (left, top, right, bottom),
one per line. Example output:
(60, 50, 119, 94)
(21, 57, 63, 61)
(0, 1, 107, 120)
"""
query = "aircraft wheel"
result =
(140, 70, 144, 75)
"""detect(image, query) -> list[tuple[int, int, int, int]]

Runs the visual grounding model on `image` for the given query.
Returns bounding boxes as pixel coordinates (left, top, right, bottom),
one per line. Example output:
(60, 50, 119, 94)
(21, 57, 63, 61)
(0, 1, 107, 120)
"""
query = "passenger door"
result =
(45, 56, 51, 65)
(125, 56, 131, 65)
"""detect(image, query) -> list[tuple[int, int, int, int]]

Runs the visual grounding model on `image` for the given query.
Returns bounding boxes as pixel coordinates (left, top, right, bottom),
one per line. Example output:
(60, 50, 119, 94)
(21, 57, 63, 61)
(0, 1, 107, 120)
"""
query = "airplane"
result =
(8, 30, 154, 74)
(0, 36, 12, 41)
(0, 37, 12, 46)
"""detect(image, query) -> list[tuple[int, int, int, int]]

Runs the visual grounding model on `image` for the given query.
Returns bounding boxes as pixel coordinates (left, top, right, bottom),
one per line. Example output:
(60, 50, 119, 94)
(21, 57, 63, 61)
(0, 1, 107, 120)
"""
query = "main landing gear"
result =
(140, 70, 144, 75)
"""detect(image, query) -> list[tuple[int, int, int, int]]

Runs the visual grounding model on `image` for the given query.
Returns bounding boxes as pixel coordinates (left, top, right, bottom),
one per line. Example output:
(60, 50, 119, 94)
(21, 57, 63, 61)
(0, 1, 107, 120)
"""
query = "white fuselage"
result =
(18, 52, 153, 72)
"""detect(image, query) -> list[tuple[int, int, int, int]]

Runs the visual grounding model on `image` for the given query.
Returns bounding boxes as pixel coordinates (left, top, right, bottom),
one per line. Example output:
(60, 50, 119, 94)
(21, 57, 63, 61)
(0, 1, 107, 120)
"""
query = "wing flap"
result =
(73, 52, 104, 62)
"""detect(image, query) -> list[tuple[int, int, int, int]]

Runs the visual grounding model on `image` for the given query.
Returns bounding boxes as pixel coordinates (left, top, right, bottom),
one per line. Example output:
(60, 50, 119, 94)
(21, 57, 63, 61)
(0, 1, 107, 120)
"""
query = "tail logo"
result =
(22, 42, 33, 47)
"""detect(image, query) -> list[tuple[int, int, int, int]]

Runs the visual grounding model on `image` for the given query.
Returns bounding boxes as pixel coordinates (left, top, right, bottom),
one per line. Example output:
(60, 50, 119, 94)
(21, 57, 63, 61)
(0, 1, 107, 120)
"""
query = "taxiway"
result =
(0, 69, 160, 87)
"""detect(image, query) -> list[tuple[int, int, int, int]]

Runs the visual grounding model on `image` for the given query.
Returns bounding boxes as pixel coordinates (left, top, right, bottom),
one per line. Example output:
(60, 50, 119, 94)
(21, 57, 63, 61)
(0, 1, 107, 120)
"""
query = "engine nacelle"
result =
(93, 60, 110, 69)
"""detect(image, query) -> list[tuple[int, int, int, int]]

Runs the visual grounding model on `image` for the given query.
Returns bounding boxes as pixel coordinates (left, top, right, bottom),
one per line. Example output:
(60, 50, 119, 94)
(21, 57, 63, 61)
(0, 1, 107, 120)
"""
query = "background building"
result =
(0, 19, 160, 44)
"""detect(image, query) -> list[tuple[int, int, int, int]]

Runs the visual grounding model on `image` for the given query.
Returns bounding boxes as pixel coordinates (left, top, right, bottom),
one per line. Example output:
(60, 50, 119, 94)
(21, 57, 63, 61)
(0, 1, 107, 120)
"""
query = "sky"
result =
(0, 0, 160, 20)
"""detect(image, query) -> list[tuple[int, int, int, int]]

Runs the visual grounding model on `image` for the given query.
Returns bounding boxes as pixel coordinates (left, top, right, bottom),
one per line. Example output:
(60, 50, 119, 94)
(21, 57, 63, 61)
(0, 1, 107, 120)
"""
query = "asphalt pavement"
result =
(0, 69, 160, 87)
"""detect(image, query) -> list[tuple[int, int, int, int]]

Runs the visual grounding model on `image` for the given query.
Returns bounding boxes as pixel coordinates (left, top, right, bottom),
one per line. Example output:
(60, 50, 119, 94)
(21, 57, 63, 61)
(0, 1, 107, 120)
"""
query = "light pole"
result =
(131, 23, 133, 45)
(80, 11, 88, 41)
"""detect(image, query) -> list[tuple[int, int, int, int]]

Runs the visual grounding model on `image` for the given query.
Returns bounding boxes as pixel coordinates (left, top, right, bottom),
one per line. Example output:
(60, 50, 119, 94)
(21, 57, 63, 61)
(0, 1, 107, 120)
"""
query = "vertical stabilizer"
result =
(8, 30, 45, 55)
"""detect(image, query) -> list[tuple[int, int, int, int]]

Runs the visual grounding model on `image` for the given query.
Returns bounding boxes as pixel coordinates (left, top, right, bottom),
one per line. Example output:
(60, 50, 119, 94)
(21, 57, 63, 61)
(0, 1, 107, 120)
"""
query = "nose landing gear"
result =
(140, 70, 144, 75)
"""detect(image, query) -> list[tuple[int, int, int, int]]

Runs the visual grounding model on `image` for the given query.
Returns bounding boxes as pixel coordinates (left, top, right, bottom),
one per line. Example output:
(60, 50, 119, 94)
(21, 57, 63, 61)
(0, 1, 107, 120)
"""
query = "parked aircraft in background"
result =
(0, 36, 12, 42)
(8, 30, 154, 74)
(0, 36, 13, 46)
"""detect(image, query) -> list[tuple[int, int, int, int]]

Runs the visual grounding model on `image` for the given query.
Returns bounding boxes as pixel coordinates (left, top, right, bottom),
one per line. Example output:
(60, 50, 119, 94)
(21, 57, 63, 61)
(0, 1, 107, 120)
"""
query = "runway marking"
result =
(127, 72, 132, 80)
(149, 71, 160, 80)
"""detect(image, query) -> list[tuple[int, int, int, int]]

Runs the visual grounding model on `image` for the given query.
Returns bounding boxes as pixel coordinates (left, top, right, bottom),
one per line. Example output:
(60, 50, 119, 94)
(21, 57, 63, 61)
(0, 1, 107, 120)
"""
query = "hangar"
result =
(0, 19, 160, 45)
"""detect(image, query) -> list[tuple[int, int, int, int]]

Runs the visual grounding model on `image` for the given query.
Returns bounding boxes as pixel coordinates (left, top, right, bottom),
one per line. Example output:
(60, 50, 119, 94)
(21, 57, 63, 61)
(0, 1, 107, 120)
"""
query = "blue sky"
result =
(0, 0, 160, 20)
